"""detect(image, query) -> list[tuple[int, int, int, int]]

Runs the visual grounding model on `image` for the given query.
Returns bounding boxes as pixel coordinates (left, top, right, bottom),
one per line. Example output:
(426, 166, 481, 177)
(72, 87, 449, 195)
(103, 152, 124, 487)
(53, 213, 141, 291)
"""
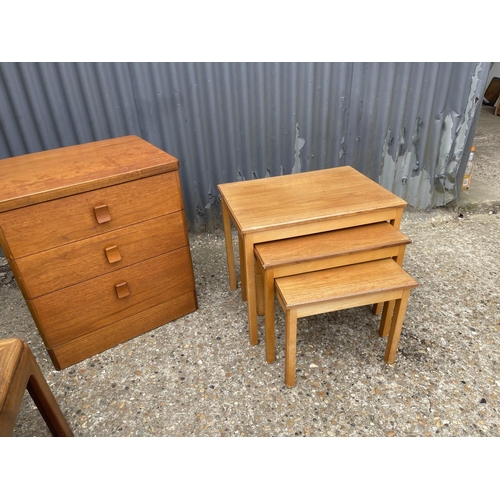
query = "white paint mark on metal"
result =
(433, 63, 483, 206)
(339, 136, 345, 162)
(379, 121, 432, 211)
(292, 123, 305, 174)
(379, 63, 484, 210)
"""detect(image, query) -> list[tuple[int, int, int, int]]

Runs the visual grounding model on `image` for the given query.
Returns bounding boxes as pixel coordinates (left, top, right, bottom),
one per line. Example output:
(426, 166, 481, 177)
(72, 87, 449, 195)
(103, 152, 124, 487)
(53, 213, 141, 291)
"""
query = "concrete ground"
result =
(1, 105, 499, 441)
(456, 104, 500, 210)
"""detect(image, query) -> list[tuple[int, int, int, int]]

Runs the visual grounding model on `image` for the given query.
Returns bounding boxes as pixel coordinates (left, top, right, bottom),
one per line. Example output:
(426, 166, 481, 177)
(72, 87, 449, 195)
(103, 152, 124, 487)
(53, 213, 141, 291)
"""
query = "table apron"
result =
(249, 208, 401, 244)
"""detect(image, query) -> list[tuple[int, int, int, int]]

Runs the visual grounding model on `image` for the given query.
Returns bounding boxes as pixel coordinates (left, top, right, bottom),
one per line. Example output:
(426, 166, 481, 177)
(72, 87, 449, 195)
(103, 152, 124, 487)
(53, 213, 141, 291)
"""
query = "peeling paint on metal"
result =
(432, 63, 484, 206)
(338, 136, 345, 162)
(291, 123, 305, 174)
(0, 62, 490, 229)
(376, 62, 487, 212)
(379, 123, 433, 211)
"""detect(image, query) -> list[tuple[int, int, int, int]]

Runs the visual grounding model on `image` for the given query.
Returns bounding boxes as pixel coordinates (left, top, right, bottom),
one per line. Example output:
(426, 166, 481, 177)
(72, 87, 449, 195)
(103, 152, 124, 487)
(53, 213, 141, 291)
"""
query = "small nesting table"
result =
(218, 166, 407, 345)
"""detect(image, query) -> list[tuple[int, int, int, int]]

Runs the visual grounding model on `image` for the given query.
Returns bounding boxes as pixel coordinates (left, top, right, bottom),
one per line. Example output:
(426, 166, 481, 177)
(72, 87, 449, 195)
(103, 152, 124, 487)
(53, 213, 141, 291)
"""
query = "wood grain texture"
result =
(254, 222, 411, 268)
(0, 135, 179, 213)
(48, 291, 198, 370)
(15, 211, 188, 299)
(0, 171, 182, 259)
(275, 259, 418, 388)
(218, 166, 407, 234)
(255, 223, 411, 364)
(275, 259, 417, 309)
(0, 138, 197, 370)
(0, 339, 23, 409)
(0, 338, 73, 436)
(30, 247, 196, 348)
(384, 289, 411, 364)
(218, 166, 407, 346)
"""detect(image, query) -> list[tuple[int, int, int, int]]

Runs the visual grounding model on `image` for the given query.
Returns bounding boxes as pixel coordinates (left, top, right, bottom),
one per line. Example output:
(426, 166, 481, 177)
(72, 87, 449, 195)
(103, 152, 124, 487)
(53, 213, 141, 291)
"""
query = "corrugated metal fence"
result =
(0, 62, 489, 230)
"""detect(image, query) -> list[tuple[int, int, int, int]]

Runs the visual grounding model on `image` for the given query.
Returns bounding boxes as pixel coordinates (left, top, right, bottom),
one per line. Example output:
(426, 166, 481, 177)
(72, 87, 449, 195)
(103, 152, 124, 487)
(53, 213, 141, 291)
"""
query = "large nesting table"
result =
(217, 166, 407, 345)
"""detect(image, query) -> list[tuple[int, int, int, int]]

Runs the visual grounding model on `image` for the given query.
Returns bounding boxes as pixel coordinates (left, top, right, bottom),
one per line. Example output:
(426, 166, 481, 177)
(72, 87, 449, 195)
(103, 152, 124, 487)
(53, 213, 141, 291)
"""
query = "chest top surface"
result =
(0, 135, 179, 213)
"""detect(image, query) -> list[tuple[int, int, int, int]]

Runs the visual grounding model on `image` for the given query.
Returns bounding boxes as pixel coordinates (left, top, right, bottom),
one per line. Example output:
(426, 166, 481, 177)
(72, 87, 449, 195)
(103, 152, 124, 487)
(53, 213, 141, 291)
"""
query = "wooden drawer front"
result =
(48, 290, 198, 370)
(15, 212, 188, 299)
(0, 172, 182, 259)
(30, 247, 195, 348)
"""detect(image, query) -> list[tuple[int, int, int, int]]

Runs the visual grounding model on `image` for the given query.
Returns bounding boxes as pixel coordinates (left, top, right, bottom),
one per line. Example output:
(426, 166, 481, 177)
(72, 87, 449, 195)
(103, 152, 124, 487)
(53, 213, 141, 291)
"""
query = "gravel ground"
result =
(2, 206, 499, 438)
(1, 105, 499, 494)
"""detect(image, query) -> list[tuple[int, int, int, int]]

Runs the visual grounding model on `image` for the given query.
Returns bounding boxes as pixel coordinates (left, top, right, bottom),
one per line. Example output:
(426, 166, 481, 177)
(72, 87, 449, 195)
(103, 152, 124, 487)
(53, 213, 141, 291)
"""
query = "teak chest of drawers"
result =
(0, 135, 198, 370)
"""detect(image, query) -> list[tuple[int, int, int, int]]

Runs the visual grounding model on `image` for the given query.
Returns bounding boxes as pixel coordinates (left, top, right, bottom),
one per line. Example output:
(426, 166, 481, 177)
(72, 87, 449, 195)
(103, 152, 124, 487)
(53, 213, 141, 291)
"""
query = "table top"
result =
(218, 166, 407, 235)
(0, 135, 178, 213)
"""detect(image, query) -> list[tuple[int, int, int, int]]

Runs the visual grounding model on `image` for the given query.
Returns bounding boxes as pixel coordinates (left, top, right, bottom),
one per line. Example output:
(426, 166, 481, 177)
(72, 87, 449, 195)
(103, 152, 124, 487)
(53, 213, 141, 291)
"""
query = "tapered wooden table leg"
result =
(379, 299, 395, 338)
(243, 235, 258, 345)
(384, 289, 411, 364)
(255, 260, 265, 316)
(374, 232, 408, 318)
(265, 269, 276, 363)
(285, 309, 298, 388)
(239, 233, 247, 301)
(221, 199, 237, 290)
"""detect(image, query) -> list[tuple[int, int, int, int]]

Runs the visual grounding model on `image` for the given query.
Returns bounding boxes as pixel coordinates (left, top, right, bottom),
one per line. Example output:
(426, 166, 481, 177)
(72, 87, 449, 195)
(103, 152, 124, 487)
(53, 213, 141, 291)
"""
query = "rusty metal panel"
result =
(0, 62, 490, 228)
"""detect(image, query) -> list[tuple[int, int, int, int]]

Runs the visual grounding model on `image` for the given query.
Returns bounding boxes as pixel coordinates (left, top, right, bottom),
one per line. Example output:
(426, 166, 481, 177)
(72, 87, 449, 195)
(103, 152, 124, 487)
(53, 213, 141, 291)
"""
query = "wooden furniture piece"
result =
(218, 166, 407, 346)
(254, 222, 411, 364)
(0, 136, 198, 370)
(275, 259, 418, 388)
(0, 338, 73, 436)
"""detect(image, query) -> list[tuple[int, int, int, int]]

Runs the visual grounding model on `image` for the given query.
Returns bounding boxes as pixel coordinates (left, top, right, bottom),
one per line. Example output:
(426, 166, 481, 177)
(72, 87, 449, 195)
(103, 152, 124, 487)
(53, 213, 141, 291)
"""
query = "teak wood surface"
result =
(254, 222, 411, 363)
(30, 246, 195, 348)
(218, 166, 408, 345)
(275, 259, 418, 388)
(0, 136, 198, 369)
(0, 338, 73, 436)
(49, 290, 198, 370)
(0, 171, 183, 259)
(15, 211, 188, 299)
(0, 135, 179, 213)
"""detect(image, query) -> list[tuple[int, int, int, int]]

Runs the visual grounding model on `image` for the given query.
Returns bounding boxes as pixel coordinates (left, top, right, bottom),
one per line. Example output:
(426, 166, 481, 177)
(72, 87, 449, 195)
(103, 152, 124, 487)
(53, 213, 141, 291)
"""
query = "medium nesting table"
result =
(217, 166, 408, 345)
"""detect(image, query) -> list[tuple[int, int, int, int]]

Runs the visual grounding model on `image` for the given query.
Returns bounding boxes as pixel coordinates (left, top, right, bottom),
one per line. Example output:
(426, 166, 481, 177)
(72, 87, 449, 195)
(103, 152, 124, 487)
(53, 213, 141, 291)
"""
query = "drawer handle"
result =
(105, 245, 122, 264)
(115, 281, 130, 299)
(94, 204, 111, 224)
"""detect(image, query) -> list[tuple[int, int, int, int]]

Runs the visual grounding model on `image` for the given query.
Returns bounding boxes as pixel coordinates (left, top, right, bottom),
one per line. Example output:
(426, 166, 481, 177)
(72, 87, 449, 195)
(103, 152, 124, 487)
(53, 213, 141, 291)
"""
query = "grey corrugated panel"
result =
(345, 62, 488, 210)
(0, 62, 141, 154)
(122, 62, 350, 225)
(0, 62, 490, 229)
